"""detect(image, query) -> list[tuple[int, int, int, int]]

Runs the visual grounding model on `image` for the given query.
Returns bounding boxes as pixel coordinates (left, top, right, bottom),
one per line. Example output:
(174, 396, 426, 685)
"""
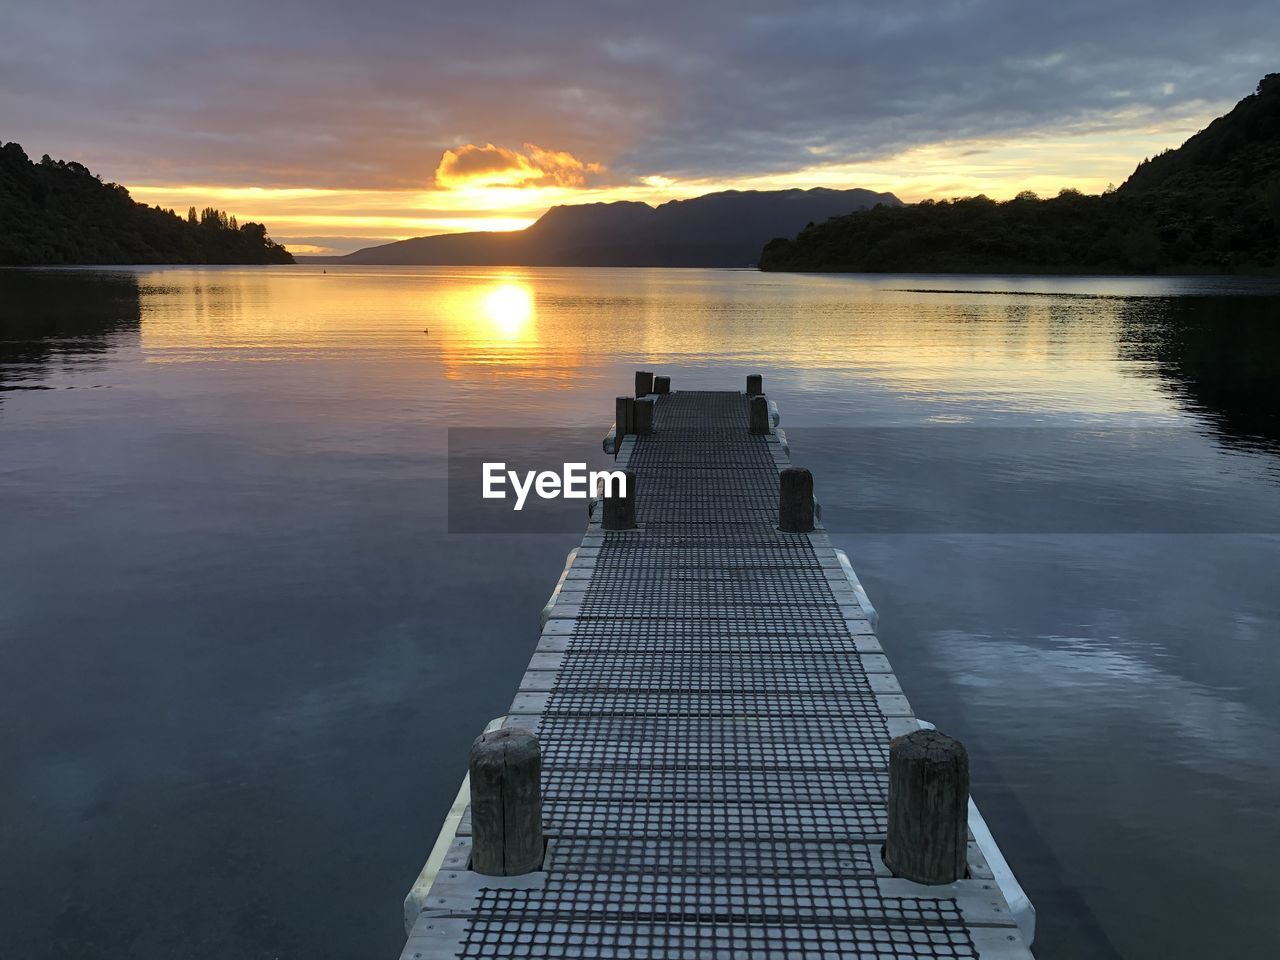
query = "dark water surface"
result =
(2, 266, 1279, 959)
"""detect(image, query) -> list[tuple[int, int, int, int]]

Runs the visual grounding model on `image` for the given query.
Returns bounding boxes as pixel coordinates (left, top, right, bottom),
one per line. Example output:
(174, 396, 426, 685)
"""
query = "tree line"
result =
(0, 142, 293, 265)
(761, 74, 1280, 275)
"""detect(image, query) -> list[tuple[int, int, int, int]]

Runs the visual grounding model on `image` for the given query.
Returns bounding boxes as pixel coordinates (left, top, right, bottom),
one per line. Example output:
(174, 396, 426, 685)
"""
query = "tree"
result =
(0, 140, 294, 265)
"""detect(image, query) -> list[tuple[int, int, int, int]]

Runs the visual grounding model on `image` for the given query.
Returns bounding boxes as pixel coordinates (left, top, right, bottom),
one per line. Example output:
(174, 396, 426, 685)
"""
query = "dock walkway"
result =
(401, 382, 1036, 959)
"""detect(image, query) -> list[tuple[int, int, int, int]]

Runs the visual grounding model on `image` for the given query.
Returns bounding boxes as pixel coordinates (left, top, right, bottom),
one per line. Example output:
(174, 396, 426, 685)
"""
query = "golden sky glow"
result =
(126, 108, 1224, 256)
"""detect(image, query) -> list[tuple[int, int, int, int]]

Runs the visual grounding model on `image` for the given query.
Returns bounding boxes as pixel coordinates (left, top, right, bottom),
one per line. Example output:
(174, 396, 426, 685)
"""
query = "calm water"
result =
(2, 265, 1279, 959)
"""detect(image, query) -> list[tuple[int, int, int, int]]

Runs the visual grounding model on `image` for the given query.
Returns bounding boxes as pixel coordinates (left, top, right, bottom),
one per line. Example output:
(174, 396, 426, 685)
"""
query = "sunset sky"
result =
(2, 1, 1276, 255)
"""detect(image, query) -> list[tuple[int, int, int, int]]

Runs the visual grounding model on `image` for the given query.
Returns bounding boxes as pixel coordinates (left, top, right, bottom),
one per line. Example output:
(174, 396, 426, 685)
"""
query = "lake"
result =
(2, 264, 1279, 959)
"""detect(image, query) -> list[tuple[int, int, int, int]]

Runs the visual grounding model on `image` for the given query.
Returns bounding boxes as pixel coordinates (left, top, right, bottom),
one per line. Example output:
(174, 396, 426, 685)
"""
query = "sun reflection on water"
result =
(127, 265, 1276, 417)
(480, 281, 535, 341)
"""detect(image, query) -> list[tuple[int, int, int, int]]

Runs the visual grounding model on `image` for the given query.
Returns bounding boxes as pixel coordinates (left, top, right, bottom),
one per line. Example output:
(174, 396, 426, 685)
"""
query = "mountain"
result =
(1122, 74, 1280, 195)
(0, 142, 293, 265)
(760, 74, 1280, 275)
(329, 188, 901, 267)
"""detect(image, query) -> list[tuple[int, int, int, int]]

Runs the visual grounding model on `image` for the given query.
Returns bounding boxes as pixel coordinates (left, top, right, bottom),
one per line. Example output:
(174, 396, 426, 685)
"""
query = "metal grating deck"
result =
(401, 388, 1034, 960)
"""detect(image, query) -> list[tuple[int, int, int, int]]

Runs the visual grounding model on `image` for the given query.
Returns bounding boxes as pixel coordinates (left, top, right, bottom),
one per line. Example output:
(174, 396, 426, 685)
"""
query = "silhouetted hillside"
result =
(761, 74, 1280, 274)
(330, 188, 900, 267)
(1123, 74, 1280, 195)
(0, 142, 293, 265)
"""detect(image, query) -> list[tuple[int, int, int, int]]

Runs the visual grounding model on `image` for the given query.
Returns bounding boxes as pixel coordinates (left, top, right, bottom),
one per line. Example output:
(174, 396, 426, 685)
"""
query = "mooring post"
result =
(615, 396, 635, 438)
(635, 397, 655, 435)
(469, 727, 544, 876)
(635, 370, 654, 397)
(778, 466, 814, 532)
(884, 729, 970, 884)
(746, 374, 763, 396)
(653, 374, 671, 394)
(749, 395, 771, 435)
(602, 469, 637, 529)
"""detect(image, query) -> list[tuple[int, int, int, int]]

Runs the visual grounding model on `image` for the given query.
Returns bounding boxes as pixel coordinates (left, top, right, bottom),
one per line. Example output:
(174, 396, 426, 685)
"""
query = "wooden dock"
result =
(400, 378, 1036, 960)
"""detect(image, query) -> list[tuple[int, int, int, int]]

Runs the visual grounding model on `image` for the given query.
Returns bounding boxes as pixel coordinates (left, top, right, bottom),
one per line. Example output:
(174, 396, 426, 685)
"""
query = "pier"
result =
(400, 375, 1036, 959)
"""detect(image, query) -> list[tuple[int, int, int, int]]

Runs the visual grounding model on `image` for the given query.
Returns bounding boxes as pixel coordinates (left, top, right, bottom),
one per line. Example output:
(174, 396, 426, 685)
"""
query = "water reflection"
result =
(1118, 296, 1280, 454)
(438, 275, 548, 379)
(0, 270, 141, 398)
(2, 266, 1280, 960)
(24, 266, 1269, 465)
(480, 281, 535, 340)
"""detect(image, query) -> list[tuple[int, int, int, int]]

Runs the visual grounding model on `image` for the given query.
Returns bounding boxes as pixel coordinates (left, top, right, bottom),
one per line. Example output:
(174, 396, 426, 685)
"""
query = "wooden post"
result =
(746, 374, 763, 396)
(469, 727, 544, 876)
(602, 469, 636, 530)
(635, 397, 655, 435)
(778, 467, 814, 532)
(884, 729, 970, 885)
(749, 395, 770, 435)
(615, 396, 635, 437)
(653, 374, 671, 394)
(635, 370, 654, 397)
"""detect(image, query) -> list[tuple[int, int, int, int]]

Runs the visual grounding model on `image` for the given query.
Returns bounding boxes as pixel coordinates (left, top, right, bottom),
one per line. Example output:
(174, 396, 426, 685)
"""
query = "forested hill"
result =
(1123, 74, 1280, 194)
(760, 74, 1280, 275)
(0, 142, 293, 265)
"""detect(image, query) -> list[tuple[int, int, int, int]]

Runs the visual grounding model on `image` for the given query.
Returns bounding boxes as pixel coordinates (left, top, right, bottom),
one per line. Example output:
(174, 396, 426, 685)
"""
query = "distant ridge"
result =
(322, 188, 901, 267)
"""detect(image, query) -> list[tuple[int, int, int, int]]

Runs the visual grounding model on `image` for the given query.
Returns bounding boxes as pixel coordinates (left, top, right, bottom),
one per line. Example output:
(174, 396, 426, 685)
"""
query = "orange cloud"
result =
(434, 142, 604, 190)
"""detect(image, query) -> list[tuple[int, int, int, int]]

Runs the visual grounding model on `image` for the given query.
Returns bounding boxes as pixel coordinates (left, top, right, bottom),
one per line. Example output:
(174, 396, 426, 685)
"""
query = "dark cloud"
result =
(0, 0, 1275, 189)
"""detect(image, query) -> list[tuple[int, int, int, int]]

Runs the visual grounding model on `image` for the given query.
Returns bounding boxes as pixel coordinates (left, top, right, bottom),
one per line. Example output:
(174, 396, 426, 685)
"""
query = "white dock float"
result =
(401, 383, 1035, 960)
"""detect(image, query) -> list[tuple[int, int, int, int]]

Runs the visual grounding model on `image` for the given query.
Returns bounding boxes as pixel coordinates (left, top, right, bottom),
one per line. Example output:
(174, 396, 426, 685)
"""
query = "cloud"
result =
(434, 142, 604, 190)
(0, 0, 1275, 194)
